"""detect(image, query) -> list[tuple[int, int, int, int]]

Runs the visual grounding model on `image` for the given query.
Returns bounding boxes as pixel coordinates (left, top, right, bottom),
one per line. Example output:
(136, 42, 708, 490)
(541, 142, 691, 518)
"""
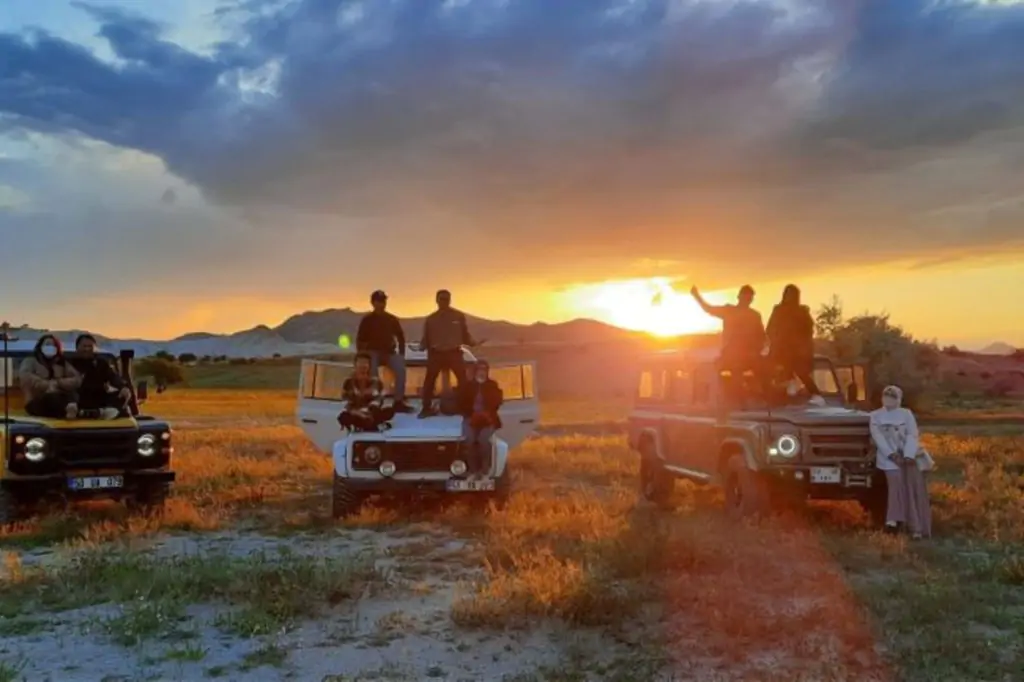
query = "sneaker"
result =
(393, 401, 414, 414)
(418, 405, 437, 419)
(99, 407, 120, 420)
(883, 522, 899, 535)
(808, 394, 827, 407)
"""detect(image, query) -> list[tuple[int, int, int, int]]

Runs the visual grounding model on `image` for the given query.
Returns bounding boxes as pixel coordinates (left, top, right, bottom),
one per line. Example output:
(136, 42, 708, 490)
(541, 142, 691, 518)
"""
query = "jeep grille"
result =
(52, 428, 137, 467)
(352, 441, 462, 472)
(805, 431, 872, 460)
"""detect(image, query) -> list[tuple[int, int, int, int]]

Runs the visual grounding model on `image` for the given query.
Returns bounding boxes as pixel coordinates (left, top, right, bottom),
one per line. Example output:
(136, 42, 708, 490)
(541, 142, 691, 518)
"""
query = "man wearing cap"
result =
(419, 289, 476, 418)
(356, 290, 413, 413)
(691, 284, 769, 404)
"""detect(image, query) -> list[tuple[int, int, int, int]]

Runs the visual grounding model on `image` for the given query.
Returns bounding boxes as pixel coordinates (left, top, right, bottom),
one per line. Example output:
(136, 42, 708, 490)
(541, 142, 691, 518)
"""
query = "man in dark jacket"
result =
(766, 284, 822, 401)
(419, 289, 476, 418)
(70, 334, 130, 418)
(457, 360, 503, 475)
(356, 290, 412, 413)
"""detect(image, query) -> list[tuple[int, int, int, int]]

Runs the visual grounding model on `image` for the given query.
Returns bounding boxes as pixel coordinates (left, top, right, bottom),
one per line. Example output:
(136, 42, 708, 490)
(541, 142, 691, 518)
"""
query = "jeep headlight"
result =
(24, 437, 47, 462)
(379, 460, 396, 477)
(450, 460, 467, 476)
(364, 445, 383, 465)
(137, 434, 157, 457)
(769, 434, 800, 459)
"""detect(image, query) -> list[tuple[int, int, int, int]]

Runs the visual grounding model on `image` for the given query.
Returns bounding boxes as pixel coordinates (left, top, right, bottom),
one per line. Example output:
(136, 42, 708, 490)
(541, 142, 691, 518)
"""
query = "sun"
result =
(565, 278, 722, 337)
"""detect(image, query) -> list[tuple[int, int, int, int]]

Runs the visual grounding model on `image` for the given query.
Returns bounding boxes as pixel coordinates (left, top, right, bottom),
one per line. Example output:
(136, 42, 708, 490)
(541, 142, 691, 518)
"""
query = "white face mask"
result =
(882, 395, 899, 410)
(41, 345, 57, 359)
(475, 374, 486, 384)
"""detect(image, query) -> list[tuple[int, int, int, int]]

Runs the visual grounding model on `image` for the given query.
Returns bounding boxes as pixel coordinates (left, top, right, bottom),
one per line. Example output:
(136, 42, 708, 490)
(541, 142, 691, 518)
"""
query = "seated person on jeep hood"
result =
(457, 360, 503, 476)
(337, 352, 394, 432)
(19, 335, 83, 419)
(70, 333, 131, 419)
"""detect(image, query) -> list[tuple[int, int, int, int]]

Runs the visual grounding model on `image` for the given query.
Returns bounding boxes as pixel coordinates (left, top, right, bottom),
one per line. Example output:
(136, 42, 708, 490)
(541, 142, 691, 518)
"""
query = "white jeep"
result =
(296, 345, 538, 517)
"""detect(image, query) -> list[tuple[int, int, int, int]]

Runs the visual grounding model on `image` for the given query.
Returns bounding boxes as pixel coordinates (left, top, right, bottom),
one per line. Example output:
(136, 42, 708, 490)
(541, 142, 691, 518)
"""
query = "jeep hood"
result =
(382, 413, 463, 440)
(747, 405, 870, 427)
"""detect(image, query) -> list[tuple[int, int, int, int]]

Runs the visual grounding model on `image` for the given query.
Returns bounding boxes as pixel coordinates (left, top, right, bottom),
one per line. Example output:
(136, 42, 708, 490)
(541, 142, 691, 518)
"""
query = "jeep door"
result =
(489, 362, 539, 451)
(685, 364, 720, 477)
(660, 365, 694, 468)
(296, 359, 350, 453)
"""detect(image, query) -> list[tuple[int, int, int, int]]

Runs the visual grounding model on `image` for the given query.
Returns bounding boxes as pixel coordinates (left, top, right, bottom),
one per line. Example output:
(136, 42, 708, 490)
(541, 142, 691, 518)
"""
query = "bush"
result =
(134, 358, 185, 387)
(178, 353, 197, 364)
(815, 297, 940, 411)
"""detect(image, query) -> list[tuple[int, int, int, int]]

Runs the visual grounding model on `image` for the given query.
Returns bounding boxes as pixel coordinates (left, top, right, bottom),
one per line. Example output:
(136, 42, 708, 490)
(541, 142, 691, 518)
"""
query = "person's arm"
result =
(18, 360, 50, 393)
(391, 315, 406, 353)
(869, 415, 895, 459)
(903, 410, 920, 460)
(420, 314, 432, 349)
(690, 287, 726, 319)
(57, 363, 82, 390)
(356, 317, 368, 352)
(765, 307, 779, 343)
(458, 312, 476, 346)
(342, 378, 356, 404)
(103, 360, 125, 389)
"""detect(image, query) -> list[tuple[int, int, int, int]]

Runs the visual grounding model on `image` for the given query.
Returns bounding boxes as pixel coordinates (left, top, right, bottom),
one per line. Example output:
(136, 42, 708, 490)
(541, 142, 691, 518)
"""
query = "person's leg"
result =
(883, 469, 906, 531)
(460, 420, 478, 473)
(368, 352, 382, 377)
(449, 352, 466, 392)
(903, 462, 932, 539)
(475, 426, 495, 475)
(387, 353, 411, 411)
(419, 352, 442, 417)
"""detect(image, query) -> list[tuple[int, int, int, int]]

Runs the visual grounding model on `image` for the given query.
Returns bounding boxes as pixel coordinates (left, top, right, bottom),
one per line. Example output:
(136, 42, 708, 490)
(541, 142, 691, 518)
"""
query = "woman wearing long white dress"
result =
(869, 385, 932, 538)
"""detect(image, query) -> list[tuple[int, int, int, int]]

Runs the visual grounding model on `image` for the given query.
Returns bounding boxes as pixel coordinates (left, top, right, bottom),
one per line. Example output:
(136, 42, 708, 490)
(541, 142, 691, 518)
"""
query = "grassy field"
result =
(0, 388, 1022, 680)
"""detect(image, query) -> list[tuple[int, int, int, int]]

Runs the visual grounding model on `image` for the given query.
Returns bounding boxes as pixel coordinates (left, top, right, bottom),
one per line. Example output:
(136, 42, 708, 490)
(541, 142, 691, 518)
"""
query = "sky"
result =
(2, 0, 1024, 347)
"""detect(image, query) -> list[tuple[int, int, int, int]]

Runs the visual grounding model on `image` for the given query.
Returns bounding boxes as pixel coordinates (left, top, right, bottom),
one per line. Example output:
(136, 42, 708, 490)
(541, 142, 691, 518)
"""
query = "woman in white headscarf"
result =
(869, 385, 932, 538)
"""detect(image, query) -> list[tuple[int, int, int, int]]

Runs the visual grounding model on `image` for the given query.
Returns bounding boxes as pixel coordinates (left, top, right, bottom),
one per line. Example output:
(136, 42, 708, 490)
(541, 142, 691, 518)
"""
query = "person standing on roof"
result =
(356, 290, 413, 413)
(766, 284, 823, 404)
(419, 289, 475, 418)
(691, 284, 769, 403)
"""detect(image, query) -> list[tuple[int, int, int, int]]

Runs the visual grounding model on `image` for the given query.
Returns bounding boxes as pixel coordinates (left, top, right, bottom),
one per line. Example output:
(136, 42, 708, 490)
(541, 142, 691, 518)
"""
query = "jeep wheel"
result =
(723, 455, 770, 520)
(487, 470, 512, 512)
(639, 444, 674, 507)
(0, 488, 28, 526)
(331, 474, 365, 519)
(128, 482, 170, 514)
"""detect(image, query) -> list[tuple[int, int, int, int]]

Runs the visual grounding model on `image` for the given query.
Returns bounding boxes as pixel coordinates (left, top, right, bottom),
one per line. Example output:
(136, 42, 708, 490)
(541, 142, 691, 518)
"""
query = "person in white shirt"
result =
(869, 385, 932, 538)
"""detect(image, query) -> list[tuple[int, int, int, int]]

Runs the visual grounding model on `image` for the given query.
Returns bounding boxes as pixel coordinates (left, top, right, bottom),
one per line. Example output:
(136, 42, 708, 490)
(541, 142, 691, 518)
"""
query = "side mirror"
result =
(846, 382, 858, 405)
(136, 380, 149, 403)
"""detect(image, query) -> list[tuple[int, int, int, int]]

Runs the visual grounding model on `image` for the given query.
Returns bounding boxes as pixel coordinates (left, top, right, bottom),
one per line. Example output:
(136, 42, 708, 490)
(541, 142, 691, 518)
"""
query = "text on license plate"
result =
(446, 478, 496, 492)
(69, 475, 124, 490)
(810, 467, 842, 484)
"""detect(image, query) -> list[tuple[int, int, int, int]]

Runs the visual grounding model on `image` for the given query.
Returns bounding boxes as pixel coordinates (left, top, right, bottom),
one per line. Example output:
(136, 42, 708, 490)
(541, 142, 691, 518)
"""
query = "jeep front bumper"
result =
(763, 462, 878, 499)
(1, 470, 175, 498)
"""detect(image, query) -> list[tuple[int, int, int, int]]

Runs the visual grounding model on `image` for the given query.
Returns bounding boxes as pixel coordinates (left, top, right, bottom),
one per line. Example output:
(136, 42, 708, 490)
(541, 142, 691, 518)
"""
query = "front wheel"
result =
(331, 474, 366, 519)
(0, 487, 29, 526)
(723, 455, 770, 520)
(639, 443, 674, 507)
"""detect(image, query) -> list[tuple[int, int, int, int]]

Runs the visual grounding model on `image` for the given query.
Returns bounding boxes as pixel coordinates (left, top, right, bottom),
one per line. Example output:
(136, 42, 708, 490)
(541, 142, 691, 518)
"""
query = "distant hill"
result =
(978, 342, 1017, 356)
(8, 308, 645, 358)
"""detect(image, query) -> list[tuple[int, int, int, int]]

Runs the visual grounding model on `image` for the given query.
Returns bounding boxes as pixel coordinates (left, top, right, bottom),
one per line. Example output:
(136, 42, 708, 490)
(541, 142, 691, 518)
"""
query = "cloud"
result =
(2, 0, 1024, 298)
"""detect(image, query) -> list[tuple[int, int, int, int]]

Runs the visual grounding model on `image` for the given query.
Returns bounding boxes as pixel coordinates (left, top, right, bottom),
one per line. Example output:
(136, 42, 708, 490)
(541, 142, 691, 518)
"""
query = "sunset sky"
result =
(2, 1, 1023, 347)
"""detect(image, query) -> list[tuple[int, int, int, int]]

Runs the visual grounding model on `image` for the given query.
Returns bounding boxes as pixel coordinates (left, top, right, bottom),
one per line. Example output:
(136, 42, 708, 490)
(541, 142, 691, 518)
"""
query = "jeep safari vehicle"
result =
(297, 345, 538, 517)
(628, 349, 885, 523)
(1, 333, 175, 524)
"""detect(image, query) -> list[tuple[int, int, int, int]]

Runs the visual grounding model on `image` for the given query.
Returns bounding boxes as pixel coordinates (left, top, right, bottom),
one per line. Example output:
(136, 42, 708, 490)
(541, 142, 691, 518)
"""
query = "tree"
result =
(815, 298, 940, 411)
(814, 294, 844, 340)
(178, 353, 197, 364)
(154, 350, 175, 362)
(134, 358, 185, 388)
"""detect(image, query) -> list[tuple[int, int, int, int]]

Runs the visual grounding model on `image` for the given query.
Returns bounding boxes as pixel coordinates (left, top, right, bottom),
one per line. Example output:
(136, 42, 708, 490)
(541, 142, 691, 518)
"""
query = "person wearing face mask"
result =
(457, 360, 503, 477)
(419, 289, 476, 418)
(19, 335, 83, 419)
(869, 385, 933, 538)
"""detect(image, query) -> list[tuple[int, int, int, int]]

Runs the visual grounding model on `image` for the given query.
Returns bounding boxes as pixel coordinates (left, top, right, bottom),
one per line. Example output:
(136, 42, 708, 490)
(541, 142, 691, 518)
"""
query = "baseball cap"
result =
(370, 290, 387, 302)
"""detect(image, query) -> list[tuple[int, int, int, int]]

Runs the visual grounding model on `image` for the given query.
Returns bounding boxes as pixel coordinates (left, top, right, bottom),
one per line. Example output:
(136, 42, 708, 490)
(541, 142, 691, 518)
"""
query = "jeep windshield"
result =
(378, 365, 454, 399)
(730, 358, 843, 409)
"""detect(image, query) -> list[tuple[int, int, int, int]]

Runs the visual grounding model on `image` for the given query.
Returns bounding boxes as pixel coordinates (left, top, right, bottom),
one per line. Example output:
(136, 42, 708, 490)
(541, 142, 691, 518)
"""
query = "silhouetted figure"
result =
(766, 284, 821, 400)
(457, 360, 503, 476)
(691, 284, 769, 407)
(356, 290, 413, 413)
(419, 290, 475, 418)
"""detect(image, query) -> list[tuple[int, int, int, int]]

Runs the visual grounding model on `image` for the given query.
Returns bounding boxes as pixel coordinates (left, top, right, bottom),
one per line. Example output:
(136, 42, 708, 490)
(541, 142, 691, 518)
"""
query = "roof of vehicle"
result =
(641, 348, 832, 364)
(0, 340, 118, 357)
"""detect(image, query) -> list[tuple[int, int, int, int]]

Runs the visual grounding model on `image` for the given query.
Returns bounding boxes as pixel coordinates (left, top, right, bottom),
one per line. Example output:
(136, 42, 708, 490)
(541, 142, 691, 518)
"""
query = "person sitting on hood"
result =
(70, 334, 130, 419)
(337, 352, 394, 432)
(19, 335, 83, 419)
(457, 360, 503, 477)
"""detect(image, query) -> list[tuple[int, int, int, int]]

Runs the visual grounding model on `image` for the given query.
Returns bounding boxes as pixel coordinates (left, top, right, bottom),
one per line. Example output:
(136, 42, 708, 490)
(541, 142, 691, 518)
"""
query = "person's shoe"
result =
(66, 403, 80, 420)
(883, 522, 899, 535)
(808, 394, 827, 407)
(99, 407, 120, 420)
(393, 400, 414, 414)
(418, 404, 437, 419)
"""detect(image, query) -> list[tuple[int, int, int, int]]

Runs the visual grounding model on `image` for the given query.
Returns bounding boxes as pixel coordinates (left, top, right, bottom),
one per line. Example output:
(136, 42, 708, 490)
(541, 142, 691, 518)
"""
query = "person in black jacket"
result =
(457, 360, 503, 476)
(70, 334, 130, 418)
(356, 290, 412, 413)
(766, 284, 822, 402)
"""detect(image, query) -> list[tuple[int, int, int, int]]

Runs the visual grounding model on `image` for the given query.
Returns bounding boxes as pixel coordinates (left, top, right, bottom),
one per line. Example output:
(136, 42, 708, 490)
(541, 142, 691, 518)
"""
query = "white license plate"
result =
(810, 467, 842, 484)
(68, 475, 124, 491)
(446, 478, 496, 492)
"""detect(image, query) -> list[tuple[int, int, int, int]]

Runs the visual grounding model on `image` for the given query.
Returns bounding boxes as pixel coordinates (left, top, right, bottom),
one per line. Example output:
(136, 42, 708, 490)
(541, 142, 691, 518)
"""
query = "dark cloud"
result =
(2, 0, 1024, 291)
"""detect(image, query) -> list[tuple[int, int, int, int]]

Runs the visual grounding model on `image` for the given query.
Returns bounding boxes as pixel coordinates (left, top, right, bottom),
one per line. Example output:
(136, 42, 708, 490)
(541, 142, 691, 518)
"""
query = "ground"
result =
(1, 388, 1023, 682)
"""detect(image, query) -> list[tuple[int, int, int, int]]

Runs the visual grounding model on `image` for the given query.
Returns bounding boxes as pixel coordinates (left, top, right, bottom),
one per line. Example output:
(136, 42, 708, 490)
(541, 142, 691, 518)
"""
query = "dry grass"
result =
(1, 389, 1023, 680)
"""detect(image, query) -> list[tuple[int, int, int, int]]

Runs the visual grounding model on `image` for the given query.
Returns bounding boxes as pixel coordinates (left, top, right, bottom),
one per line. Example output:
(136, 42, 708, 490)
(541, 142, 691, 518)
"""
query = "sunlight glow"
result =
(563, 277, 723, 337)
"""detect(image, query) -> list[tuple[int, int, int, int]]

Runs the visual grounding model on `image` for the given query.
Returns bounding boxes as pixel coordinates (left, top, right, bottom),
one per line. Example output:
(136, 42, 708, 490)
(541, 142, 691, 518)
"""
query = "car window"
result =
(669, 368, 692, 405)
(637, 367, 668, 402)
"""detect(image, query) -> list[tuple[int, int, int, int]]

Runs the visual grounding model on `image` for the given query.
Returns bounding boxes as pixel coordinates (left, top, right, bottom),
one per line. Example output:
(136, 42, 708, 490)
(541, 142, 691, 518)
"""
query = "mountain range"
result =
(10, 308, 642, 358)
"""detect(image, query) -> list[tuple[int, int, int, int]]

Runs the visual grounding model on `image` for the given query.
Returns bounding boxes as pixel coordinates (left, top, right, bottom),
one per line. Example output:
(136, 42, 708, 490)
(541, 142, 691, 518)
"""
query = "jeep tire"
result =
(639, 441, 674, 507)
(0, 487, 28, 526)
(723, 454, 770, 520)
(331, 474, 366, 519)
(129, 482, 170, 514)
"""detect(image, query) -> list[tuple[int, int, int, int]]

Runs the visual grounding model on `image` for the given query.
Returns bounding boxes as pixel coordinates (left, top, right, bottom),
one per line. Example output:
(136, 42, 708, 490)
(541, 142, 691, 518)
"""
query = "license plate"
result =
(810, 467, 841, 484)
(446, 478, 496, 492)
(68, 475, 124, 491)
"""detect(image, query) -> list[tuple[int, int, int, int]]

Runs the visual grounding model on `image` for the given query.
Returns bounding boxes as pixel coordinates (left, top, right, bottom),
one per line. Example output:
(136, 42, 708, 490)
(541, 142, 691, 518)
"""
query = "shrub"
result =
(134, 358, 185, 387)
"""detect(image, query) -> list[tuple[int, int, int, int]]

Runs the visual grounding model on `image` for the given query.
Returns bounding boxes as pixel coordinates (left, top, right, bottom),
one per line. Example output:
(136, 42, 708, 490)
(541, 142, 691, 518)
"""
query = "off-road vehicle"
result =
(297, 345, 538, 517)
(627, 349, 886, 523)
(1, 333, 175, 524)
